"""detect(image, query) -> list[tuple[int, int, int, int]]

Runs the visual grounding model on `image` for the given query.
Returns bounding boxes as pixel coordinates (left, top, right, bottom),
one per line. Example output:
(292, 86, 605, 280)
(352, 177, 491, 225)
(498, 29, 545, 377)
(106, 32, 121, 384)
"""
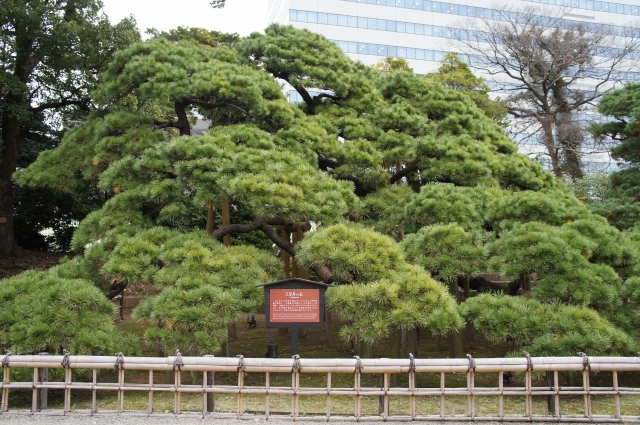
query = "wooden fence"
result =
(1, 352, 640, 421)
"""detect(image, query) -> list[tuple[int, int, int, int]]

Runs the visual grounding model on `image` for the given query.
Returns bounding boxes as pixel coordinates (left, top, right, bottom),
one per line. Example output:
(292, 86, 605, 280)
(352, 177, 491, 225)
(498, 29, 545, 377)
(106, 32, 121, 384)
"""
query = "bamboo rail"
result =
(1, 352, 639, 421)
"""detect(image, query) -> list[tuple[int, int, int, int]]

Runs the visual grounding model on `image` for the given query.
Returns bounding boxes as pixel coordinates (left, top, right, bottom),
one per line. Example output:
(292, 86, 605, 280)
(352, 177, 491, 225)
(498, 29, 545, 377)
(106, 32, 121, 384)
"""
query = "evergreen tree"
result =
(6, 24, 640, 358)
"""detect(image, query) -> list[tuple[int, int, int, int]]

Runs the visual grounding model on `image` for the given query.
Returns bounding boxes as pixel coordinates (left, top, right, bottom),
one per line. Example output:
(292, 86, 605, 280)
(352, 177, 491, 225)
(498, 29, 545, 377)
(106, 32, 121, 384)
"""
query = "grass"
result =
(4, 312, 640, 418)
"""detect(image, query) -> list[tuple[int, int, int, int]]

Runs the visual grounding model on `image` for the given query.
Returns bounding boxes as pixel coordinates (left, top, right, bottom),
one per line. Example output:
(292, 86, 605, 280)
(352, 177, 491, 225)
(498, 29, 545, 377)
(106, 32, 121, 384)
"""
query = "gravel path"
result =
(0, 414, 556, 425)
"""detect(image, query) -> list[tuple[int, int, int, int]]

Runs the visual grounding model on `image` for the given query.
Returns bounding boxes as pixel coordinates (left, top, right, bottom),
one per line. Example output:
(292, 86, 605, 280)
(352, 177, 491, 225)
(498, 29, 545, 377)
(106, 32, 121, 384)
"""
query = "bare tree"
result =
(451, 5, 640, 178)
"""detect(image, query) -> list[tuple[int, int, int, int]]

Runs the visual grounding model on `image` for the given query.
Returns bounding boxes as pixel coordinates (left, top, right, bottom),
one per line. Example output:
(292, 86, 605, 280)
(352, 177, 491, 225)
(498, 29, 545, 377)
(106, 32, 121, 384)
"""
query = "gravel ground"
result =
(0, 414, 556, 425)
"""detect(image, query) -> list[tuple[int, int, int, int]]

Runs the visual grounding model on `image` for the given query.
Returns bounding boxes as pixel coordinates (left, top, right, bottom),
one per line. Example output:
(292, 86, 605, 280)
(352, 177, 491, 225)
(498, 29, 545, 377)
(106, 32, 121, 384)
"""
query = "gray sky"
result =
(101, 0, 267, 37)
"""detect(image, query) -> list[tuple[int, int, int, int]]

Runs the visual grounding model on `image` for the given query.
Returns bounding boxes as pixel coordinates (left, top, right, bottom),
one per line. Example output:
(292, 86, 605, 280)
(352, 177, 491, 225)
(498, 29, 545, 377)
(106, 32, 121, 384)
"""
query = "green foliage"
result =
(372, 57, 414, 74)
(403, 224, 485, 283)
(327, 265, 463, 343)
(0, 268, 138, 355)
(428, 53, 508, 127)
(297, 223, 404, 283)
(462, 294, 637, 356)
(146, 26, 239, 49)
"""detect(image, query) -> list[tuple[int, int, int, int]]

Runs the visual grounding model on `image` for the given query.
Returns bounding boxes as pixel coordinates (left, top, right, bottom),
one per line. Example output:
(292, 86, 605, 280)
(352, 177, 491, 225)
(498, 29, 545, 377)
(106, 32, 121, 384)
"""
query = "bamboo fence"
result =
(1, 352, 640, 421)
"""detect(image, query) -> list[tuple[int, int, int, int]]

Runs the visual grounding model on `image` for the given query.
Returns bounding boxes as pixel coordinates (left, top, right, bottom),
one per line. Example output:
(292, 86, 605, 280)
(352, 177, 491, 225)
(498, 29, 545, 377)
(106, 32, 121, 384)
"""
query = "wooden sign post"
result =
(257, 278, 331, 356)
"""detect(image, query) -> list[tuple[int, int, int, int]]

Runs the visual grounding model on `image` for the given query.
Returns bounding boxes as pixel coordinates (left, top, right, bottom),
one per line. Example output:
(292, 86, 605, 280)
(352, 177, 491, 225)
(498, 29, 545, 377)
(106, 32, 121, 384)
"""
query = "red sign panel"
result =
(270, 289, 320, 323)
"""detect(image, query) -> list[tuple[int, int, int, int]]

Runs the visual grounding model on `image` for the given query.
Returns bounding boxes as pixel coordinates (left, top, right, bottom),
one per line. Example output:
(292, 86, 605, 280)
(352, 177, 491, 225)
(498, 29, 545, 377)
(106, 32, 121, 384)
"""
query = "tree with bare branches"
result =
(451, 5, 640, 178)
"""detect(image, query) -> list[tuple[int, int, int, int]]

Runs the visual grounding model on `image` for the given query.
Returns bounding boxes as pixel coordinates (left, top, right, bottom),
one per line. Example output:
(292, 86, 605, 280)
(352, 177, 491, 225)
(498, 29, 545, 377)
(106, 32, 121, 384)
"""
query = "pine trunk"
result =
(0, 113, 22, 260)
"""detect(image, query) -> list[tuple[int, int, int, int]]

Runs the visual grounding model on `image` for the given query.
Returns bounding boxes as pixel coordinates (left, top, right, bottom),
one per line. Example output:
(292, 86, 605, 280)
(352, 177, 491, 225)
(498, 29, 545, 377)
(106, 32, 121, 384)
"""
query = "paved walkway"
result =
(0, 414, 555, 425)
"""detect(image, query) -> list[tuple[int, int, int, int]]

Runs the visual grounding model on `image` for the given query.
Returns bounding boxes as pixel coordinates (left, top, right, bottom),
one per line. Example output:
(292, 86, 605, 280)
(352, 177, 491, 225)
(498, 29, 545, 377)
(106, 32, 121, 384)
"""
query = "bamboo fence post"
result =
(525, 368, 532, 418)
(498, 372, 504, 419)
(31, 365, 38, 413)
(291, 366, 300, 418)
(326, 372, 331, 419)
(64, 367, 71, 412)
(613, 371, 621, 419)
(92, 368, 97, 414)
(554, 370, 560, 418)
(237, 368, 244, 418)
(149, 370, 154, 415)
(409, 368, 416, 419)
(1, 362, 8, 412)
(583, 368, 591, 419)
(440, 372, 445, 419)
(354, 366, 361, 419)
(38, 353, 48, 411)
(174, 368, 181, 415)
(201, 371, 207, 416)
(117, 367, 124, 413)
(467, 369, 475, 418)
(265, 371, 270, 419)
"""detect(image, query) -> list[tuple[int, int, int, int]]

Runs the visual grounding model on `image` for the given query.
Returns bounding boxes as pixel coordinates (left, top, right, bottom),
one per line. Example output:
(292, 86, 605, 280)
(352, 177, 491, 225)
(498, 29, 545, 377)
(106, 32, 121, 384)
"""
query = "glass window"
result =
(633, 5, 639, 15)
(594, 1, 601, 10)
(348, 16, 357, 27)
(406, 23, 415, 33)
(378, 19, 387, 30)
(328, 14, 338, 25)
(602, 2, 609, 11)
(337, 40, 348, 52)
(578, 0, 586, 7)
(617, 3, 624, 13)
(385, 0, 395, 6)
(289, 10, 298, 21)
(387, 20, 397, 31)
(586, 0, 594, 9)
(424, 25, 433, 35)
(423, 0, 431, 10)
(407, 48, 416, 59)
(416, 49, 425, 60)
(358, 17, 368, 28)
(398, 22, 406, 32)
(318, 12, 328, 24)
(388, 46, 397, 57)
(415, 24, 425, 34)
(378, 45, 388, 56)
(466, 6, 475, 16)
(396, 0, 403, 6)
(433, 26, 441, 37)
(425, 50, 434, 61)
(432, 1, 441, 13)
(348, 41, 358, 53)
(308, 11, 317, 23)
(404, 0, 414, 8)
(398, 47, 406, 58)
(368, 43, 378, 55)
(368, 18, 377, 29)
(358, 43, 367, 53)
(337, 14, 348, 26)
(434, 51, 444, 61)
(625, 4, 631, 14)
(450, 4, 459, 14)
(413, 0, 423, 9)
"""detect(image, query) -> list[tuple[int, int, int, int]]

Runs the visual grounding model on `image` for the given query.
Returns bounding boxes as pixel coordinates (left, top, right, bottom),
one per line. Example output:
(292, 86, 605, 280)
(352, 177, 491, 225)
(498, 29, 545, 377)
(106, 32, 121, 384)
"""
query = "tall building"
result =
(268, 0, 640, 171)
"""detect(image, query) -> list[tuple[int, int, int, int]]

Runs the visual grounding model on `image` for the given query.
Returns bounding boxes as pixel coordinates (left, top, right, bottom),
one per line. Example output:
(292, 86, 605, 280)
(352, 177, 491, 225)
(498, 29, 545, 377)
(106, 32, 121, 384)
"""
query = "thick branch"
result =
(390, 164, 418, 185)
(30, 99, 90, 113)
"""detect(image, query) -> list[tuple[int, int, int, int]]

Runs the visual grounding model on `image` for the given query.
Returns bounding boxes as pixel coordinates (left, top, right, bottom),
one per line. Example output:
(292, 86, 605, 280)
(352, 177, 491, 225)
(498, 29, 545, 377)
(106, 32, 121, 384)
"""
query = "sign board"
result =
(257, 278, 330, 328)
(0, 217, 7, 224)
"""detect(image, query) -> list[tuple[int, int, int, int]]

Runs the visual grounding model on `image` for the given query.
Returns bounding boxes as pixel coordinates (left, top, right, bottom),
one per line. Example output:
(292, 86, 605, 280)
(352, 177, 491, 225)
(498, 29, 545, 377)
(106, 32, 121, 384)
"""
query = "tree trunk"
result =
(206, 203, 216, 234)
(324, 310, 333, 348)
(0, 113, 22, 260)
(541, 118, 563, 178)
(449, 329, 464, 358)
(227, 322, 237, 341)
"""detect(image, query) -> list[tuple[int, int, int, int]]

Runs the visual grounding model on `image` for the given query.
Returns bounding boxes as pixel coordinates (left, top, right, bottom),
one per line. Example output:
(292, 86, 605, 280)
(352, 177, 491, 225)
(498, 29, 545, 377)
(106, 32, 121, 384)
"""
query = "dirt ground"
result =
(0, 251, 72, 280)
